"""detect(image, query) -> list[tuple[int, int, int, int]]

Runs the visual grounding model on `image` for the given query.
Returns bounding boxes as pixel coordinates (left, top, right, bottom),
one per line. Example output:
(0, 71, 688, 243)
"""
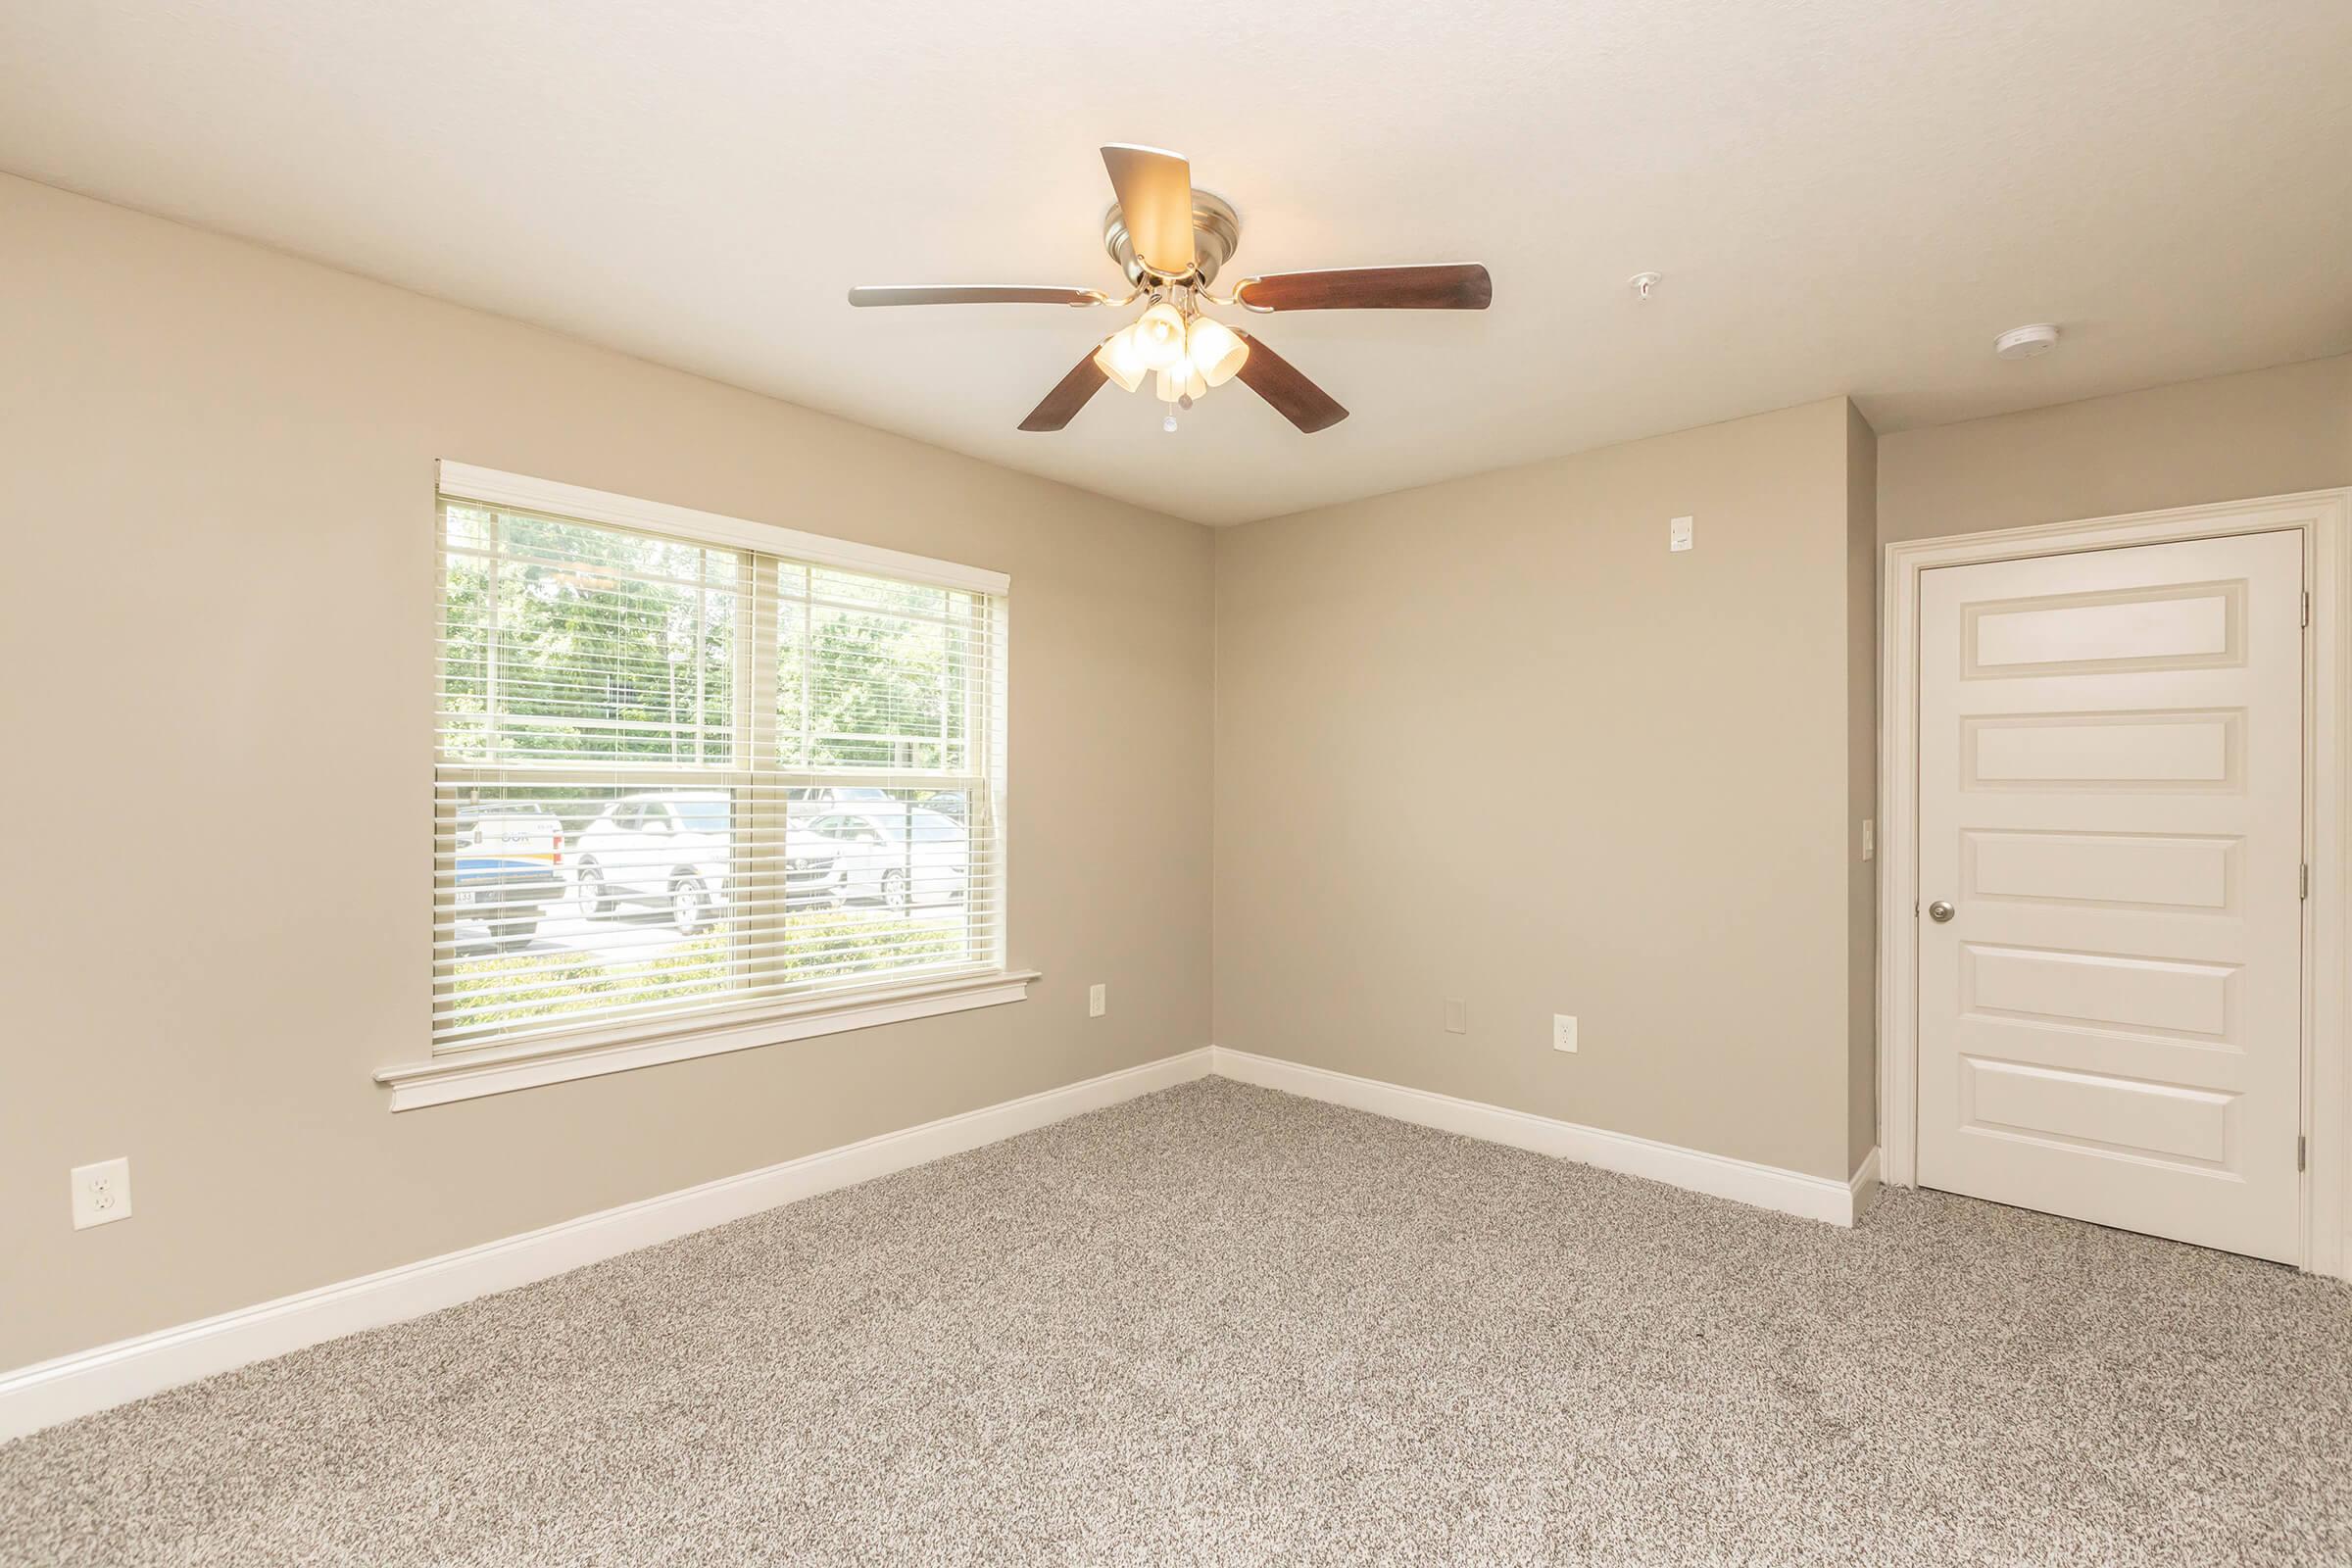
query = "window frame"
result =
(377, 462, 1032, 1111)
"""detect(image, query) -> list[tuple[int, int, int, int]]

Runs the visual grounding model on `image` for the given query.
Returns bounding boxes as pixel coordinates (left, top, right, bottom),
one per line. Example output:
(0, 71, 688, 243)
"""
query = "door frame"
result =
(1878, 489, 2352, 1278)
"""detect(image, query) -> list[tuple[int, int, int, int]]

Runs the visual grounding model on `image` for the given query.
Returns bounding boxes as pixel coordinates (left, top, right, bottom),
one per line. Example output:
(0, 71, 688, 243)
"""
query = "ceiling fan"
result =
(848, 143, 1492, 435)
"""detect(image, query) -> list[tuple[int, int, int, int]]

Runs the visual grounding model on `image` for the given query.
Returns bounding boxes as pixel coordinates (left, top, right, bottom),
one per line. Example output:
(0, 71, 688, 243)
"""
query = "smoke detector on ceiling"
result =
(1994, 323, 2060, 360)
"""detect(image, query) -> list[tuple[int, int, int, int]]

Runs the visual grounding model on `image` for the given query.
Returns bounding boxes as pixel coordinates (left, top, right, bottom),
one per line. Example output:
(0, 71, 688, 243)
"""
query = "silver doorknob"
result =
(1928, 900, 1956, 923)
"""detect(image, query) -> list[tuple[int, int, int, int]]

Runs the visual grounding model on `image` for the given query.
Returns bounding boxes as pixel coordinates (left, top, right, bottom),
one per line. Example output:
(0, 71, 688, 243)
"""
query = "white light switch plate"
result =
(1088, 983, 1106, 1018)
(1669, 515, 1693, 552)
(1861, 818, 1875, 862)
(1444, 998, 1468, 1035)
(1553, 1014, 1579, 1053)
(72, 1157, 132, 1229)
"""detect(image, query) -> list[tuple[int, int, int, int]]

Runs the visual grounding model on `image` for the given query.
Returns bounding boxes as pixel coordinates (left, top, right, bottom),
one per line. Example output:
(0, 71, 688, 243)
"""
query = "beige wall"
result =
(1213, 398, 1873, 1183)
(1880, 354, 2352, 546)
(0, 174, 1214, 1369)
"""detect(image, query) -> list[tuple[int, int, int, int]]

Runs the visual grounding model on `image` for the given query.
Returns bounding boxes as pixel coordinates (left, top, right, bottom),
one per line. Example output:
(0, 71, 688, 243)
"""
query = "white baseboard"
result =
(1209, 1046, 1872, 1229)
(4, 1045, 1883, 1444)
(0, 1047, 1213, 1443)
(1848, 1145, 1884, 1219)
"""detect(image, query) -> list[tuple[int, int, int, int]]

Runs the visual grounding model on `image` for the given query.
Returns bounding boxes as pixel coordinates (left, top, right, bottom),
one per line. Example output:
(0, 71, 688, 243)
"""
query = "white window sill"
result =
(375, 968, 1039, 1111)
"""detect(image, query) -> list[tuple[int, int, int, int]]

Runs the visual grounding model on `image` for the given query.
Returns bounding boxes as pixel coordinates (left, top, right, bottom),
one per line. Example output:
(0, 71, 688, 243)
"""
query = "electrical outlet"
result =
(1552, 1014, 1579, 1054)
(1444, 998, 1469, 1035)
(1088, 983, 1106, 1018)
(72, 1157, 132, 1230)
(1669, 515, 1693, 552)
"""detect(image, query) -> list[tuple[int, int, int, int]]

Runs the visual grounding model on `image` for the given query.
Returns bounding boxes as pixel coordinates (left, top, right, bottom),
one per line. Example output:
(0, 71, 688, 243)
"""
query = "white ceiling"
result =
(4, 1, 2348, 525)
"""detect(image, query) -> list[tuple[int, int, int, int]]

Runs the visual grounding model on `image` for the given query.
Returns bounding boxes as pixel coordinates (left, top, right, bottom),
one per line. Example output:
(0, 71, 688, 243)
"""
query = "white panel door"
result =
(1916, 531, 2305, 1261)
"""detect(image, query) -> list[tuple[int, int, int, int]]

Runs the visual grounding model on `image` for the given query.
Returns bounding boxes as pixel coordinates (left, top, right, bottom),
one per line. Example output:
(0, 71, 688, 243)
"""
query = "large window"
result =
(429, 466, 1008, 1059)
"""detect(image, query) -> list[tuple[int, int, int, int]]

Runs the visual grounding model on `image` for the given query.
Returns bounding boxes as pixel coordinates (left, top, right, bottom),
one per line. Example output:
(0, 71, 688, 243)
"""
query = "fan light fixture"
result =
(1152, 361, 1207, 402)
(1094, 325, 1150, 393)
(1133, 302, 1188, 369)
(1091, 298, 1250, 426)
(1186, 316, 1249, 387)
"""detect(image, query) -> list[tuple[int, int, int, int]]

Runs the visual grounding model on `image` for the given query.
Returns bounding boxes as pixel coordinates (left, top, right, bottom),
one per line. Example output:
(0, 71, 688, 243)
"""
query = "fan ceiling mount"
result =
(1102, 187, 1242, 287)
(849, 143, 1492, 435)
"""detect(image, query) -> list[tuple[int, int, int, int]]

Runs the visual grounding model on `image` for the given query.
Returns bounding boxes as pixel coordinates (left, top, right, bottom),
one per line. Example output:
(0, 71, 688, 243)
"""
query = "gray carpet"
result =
(4, 1078, 2349, 1566)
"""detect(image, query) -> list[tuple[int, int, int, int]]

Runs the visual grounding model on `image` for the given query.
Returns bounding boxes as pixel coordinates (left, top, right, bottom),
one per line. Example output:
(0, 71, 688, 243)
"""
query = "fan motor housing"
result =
(1103, 190, 1241, 286)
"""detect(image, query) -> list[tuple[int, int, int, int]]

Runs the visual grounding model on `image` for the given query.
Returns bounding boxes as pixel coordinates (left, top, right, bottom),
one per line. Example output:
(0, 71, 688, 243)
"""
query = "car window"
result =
(671, 799, 728, 835)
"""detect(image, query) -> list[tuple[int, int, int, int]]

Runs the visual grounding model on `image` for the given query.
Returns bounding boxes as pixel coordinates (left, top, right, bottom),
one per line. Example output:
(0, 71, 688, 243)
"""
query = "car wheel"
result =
(577, 860, 613, 917)
(671, 874, 710, 935)
(882, 868, 909, 912)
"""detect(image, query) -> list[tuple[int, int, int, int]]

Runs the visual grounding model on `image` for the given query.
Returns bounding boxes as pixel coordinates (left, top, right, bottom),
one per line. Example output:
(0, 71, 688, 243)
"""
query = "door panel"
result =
(1916, 531, 2304, 1262)
(1963, 829, 2236, 911)
(1961, 1056, 2232, 1166)
(1964, 710, 2239, 788)
(1963, 943, 2234, 1037)
(1964, 580, 2243, 675)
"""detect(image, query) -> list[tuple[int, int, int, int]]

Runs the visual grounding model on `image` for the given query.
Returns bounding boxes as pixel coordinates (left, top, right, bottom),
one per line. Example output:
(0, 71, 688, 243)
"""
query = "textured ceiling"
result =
(4, 0, 2348, 524)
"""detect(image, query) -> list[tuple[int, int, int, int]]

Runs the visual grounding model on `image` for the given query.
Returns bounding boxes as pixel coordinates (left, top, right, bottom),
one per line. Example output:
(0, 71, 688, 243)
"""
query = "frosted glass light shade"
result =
(1133, 302, 1188, 370)
(1153, 365, 1209, 403)
(1185, 316, 1249, 387)
(1094, 325, 1148, 392)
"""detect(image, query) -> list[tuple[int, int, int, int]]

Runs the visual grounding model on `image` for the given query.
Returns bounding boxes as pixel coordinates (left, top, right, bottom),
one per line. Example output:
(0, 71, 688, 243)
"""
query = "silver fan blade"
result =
(1099, 144, 1197, 275)
(847, 284, 1109, 308)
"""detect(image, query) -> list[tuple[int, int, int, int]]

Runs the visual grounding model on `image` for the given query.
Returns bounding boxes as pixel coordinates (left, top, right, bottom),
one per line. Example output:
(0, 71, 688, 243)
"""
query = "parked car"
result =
(453, 804, 564, 950)
(784, 787, 970, 827)
(906, 790, 967, 823)
(572, 793, 729, 934)
(807, 808, 969, 910)
(785, 785, 897, 821)
(572, 792, 840, 932)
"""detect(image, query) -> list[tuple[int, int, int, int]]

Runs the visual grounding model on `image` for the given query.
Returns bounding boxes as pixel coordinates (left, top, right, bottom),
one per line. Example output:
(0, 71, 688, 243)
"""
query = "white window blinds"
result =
(432, 479, 1008, 1054)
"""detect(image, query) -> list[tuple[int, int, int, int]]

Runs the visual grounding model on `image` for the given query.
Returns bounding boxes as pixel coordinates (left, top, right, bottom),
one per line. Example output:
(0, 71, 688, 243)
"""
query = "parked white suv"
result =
(571, 794, 734, 934)
(571, 792, 839, 932)
(805, 808, 970, 910)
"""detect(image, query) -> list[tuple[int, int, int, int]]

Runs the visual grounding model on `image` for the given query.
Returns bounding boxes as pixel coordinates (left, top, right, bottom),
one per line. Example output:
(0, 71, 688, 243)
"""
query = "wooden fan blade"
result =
(1100, 144, 1197, 275)
(1018, 350, 1110, 432)
(849, 284, 1107, 308)
(1233, 331, 1348, 433)
(1235, 265, 1493, 312)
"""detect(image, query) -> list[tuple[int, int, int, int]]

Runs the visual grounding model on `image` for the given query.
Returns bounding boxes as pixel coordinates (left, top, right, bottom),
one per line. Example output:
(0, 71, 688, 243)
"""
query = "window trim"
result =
(433, 462, 1011, 598)
(391, 462, 1025, 1109)
(377, 966, 1041, 1110)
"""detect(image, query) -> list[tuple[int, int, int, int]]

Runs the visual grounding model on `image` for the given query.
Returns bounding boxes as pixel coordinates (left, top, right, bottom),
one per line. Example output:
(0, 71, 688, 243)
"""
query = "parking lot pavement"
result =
(456, 895, 963, 962)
